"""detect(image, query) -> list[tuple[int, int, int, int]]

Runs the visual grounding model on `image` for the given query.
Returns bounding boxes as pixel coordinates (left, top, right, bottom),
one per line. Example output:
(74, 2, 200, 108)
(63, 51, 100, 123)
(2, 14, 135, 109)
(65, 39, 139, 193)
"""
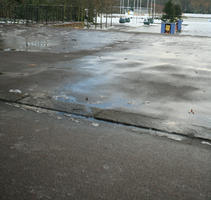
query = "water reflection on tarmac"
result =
(0, 16, 211, 138)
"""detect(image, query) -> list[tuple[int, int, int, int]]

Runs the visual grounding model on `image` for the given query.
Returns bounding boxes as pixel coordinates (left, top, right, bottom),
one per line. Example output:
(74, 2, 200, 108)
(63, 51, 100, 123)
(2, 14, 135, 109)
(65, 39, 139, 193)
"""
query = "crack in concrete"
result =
(1, 97, 210, 142)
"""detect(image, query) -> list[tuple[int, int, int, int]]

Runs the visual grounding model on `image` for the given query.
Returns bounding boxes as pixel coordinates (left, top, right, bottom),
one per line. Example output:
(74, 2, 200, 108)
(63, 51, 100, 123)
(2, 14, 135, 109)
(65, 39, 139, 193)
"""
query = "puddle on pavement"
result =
(52, 95, 76, 103)
(0, 26, 130, 53)
(53, 90, 139, 110)
(1, 23, 211, 135)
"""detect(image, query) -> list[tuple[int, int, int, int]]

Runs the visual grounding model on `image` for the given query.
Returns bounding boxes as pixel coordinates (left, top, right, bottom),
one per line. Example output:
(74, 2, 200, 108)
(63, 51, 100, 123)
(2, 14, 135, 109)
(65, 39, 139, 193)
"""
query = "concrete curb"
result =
(17, 95, 211, 141)
(0, 92, 210, 141)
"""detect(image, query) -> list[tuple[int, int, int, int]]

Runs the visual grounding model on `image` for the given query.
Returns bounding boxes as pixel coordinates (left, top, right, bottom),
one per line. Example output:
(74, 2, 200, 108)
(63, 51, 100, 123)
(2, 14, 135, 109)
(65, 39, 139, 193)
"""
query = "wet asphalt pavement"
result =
(0, 24, 211, 199)
(0, 102, 211, 200)
(0, 24, 211, 139)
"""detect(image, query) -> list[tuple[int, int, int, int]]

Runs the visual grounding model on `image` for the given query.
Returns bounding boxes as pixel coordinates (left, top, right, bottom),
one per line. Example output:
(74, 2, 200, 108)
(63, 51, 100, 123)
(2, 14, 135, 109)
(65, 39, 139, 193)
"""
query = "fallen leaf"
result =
(188, 109, 195, 114)
(28, 64, 37, 67)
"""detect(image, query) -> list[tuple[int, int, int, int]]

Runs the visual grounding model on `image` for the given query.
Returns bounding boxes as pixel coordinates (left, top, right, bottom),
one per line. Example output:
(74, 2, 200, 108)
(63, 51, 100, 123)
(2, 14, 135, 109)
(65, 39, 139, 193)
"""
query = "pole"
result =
(100, 10, 102, 29)
(123, 0, 125, 15)
(150, 0, 152, 17)
(136, 0, 138, 22)
(120, 0, 121, 14)
(147, 0, 149, 16)
(139, 0, 142, 15)
(106, 11, 107, 28)
(95, 9, 97, 29)
(154, 0, 155, 18)
(110, 5, 113, 26)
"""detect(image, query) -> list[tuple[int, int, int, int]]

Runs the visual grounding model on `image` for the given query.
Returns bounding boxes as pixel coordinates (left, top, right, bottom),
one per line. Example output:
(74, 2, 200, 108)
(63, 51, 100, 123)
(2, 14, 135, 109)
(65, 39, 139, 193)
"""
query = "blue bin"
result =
(161, 22, 165, 33)
(161, 22, 176, 34)
(170, 23, 176, 34)
(177, 19, 182, 32)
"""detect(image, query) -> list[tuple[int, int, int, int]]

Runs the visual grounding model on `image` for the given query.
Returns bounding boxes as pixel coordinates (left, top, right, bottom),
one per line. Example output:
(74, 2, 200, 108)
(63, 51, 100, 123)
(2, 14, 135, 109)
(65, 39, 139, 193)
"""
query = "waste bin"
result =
(161, 22, 176, 34)
(119, 18, 126, 23)
(177, 19, 182, 32)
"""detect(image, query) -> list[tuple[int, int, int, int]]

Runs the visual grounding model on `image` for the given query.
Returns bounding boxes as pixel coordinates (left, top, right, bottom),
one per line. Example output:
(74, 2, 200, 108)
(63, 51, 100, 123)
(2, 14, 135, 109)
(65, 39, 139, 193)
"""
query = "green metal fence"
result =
(0, 4, 89, 24)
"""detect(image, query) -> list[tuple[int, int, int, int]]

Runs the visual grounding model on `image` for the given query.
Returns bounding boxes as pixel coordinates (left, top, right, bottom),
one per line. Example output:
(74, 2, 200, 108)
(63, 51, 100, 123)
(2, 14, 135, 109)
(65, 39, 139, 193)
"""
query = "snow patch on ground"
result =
(183, 13, 211, 18)
(201, 141, 211, 146)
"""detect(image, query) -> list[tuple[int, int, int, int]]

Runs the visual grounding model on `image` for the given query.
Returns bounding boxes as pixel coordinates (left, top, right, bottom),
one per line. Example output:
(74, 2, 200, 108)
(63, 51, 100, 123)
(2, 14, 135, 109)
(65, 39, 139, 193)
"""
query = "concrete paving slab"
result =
(18, 95, 211, 140)
(0, 25, 211, 141)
